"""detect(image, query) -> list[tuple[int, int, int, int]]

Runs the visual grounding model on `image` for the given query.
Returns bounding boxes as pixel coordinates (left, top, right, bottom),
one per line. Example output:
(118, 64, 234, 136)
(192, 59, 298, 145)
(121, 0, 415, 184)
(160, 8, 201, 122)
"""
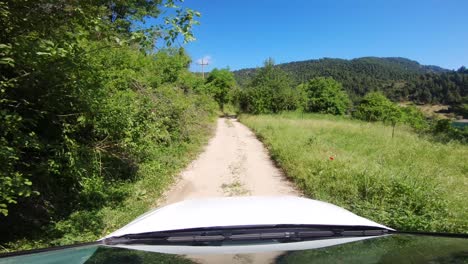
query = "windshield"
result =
(1, 0, 467, 263)
(1, 235, 467, 264)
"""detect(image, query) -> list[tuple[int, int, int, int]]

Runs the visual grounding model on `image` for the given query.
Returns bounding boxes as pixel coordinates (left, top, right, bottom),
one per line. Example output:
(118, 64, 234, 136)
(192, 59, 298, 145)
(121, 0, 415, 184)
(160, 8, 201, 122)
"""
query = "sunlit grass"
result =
(241, 112, 468, 233)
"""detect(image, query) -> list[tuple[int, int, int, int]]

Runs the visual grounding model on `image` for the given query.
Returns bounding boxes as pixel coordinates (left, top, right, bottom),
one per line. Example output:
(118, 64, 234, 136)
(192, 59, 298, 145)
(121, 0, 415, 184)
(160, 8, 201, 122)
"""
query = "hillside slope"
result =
(234, 57, 466, 104)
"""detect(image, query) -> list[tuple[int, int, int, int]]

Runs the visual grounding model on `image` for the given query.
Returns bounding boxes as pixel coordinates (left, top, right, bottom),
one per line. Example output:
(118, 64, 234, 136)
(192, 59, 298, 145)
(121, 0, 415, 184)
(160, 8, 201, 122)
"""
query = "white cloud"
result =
(196, 55, 212, 65)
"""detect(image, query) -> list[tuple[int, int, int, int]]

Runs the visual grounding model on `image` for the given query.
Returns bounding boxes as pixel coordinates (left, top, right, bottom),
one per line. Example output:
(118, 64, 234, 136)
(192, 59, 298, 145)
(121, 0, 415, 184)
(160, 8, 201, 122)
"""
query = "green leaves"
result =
(163, 7, 201, 46)
(0, 56, 14, 66)
(0, 43, 14, 67)
(300, 77, 351, 115)
(0, 0, 209, 245)
(241, 58, 298, 114)
(353, 92, 399, 122)
(204, 68, 237, 111)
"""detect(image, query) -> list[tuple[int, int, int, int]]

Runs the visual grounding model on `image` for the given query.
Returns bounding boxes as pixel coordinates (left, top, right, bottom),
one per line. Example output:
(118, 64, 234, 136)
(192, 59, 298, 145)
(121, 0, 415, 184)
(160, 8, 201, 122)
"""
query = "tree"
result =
(400, 106, 428, 130)
(0, 0, 213, 246)
(299, 77, 350, 115)
(233, 57, 467, 107)
(205, 68, 236, 111)
(384, 103, 402, 138)
(354, 92, 396, 121)
(353, 92, 403, 137)
(354, 92, 431, 134)
(241, 58, 297, 114)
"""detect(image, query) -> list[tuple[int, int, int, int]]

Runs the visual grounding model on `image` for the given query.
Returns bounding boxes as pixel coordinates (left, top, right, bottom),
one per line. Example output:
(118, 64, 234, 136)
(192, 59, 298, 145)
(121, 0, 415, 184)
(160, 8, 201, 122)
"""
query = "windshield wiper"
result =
(103, 225, 389, 246)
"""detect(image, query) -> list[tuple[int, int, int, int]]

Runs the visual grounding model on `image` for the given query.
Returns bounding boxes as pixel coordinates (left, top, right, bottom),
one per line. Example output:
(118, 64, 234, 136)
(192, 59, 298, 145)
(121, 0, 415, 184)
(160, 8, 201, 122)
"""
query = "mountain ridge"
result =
(234, 57, 448, 73)
(232, 56, 465, 105)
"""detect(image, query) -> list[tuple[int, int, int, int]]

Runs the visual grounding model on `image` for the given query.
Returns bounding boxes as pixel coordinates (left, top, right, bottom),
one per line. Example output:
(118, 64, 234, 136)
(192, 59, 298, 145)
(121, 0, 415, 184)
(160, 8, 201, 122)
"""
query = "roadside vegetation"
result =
(241, 112, 468, 233)
(2, 0, 467, 253)
(0, 0, 230, 252)
(233, 59, 467, 143)
(235, 58, 467, 234)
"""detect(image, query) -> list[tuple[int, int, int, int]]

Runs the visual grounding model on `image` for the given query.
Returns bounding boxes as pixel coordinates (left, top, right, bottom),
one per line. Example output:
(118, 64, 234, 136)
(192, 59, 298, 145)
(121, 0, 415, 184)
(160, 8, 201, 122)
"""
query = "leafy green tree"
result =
(401, 106, 428, 130)
(0, 0, 202, 218)
(354, 92, 396, 121)
(385, 104, 403, 138)
(233, 57, 467, 107)
(0, 0, 219, 248)
(205, 68, 236, 111)
(299, 77, 350, 115)
(241, 58, 297, 114)
(353, 92, 404, 137)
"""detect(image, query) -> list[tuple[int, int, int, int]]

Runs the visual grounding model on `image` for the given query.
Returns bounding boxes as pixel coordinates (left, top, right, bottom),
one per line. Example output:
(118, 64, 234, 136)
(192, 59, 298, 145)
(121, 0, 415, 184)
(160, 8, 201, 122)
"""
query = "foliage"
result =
(353, 92, 466, 141)
(353, 92, 400, 122)
(233, 57, 467, 106)
(0, 0, 218, 251)
(204, 68, 237, 111)
(430, 119, 468, 143)
(298, 77, 350, 115)
(353, 92, 405, 137)
(400, 105, 429, 130)
(451, 96, 468, 118)
(239, 58, 298, 114)
(241, 113, 468, 233)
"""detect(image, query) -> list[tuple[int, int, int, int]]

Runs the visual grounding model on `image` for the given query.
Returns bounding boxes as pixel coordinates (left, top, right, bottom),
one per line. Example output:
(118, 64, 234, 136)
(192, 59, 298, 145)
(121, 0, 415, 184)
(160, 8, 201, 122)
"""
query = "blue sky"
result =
(173, 0, 468, 71)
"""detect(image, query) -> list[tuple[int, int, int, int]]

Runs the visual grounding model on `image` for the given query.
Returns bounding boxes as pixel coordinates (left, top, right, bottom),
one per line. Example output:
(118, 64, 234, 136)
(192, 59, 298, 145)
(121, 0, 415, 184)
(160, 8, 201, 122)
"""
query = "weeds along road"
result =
(160, 117, 299, 206)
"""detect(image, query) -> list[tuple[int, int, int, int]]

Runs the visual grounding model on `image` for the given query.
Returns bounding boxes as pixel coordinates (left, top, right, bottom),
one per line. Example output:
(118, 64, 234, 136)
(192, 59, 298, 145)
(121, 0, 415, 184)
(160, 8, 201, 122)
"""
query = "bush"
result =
(430, 119, 468, 143)
(0, 43, 218, 249)
(400, 106, 428, 130)
(298, 77, 350, 115)
(353, 92, 398, 122)
(239, 58, 299, 114)
(204, 68, 236, 111)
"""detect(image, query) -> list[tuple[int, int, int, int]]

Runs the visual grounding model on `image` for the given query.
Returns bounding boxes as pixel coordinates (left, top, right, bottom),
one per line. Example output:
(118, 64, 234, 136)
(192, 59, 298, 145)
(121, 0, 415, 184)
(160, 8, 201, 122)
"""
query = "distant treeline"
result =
(230, 59, 467, 143)
(233, 57, 468, 108)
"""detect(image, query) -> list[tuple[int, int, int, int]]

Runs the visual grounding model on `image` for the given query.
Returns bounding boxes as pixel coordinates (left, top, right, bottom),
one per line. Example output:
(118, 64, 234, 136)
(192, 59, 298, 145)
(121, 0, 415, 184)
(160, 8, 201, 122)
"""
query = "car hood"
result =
(102, 196, 392, 238)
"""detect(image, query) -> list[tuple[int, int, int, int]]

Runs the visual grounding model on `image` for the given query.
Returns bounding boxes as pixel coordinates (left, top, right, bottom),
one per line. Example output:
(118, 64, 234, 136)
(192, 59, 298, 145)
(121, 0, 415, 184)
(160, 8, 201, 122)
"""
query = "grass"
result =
(240, 112, 468, 233)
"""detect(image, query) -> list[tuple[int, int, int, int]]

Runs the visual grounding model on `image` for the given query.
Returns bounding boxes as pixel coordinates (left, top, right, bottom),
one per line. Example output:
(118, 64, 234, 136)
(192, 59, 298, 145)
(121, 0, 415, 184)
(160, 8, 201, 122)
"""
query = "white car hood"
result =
(103, 196, 393, 239)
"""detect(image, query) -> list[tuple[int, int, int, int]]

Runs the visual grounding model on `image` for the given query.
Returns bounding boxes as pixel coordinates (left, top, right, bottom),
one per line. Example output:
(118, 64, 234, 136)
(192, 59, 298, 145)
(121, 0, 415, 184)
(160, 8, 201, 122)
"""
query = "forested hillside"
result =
(233, 57, 467, 105)
(0, 0, 220, 250)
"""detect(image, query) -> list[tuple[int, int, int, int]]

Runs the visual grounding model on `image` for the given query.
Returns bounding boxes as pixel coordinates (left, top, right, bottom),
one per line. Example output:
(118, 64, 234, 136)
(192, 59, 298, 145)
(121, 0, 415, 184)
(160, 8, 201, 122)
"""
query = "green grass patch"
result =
(240, 112, 468, 233)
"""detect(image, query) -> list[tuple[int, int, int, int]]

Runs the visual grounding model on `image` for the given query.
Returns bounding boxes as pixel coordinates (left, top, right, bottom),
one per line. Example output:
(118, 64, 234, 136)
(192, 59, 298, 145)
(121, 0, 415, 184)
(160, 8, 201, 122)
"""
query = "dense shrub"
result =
(430, 119, 468, 143)
(204, 68, 237, 111)
(400, 105, 429, 130)
(353, 92, 400, 122)
(298, 77, 350, 115)
(0, 0, 217, 249)
(239, 59, 299, 114)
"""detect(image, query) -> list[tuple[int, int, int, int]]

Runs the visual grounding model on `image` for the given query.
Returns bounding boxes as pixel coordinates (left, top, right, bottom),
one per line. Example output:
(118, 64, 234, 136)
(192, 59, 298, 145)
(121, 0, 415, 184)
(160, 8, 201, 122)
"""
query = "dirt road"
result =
(161, 117, 299, 206)
(159, 117, 299, 263)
